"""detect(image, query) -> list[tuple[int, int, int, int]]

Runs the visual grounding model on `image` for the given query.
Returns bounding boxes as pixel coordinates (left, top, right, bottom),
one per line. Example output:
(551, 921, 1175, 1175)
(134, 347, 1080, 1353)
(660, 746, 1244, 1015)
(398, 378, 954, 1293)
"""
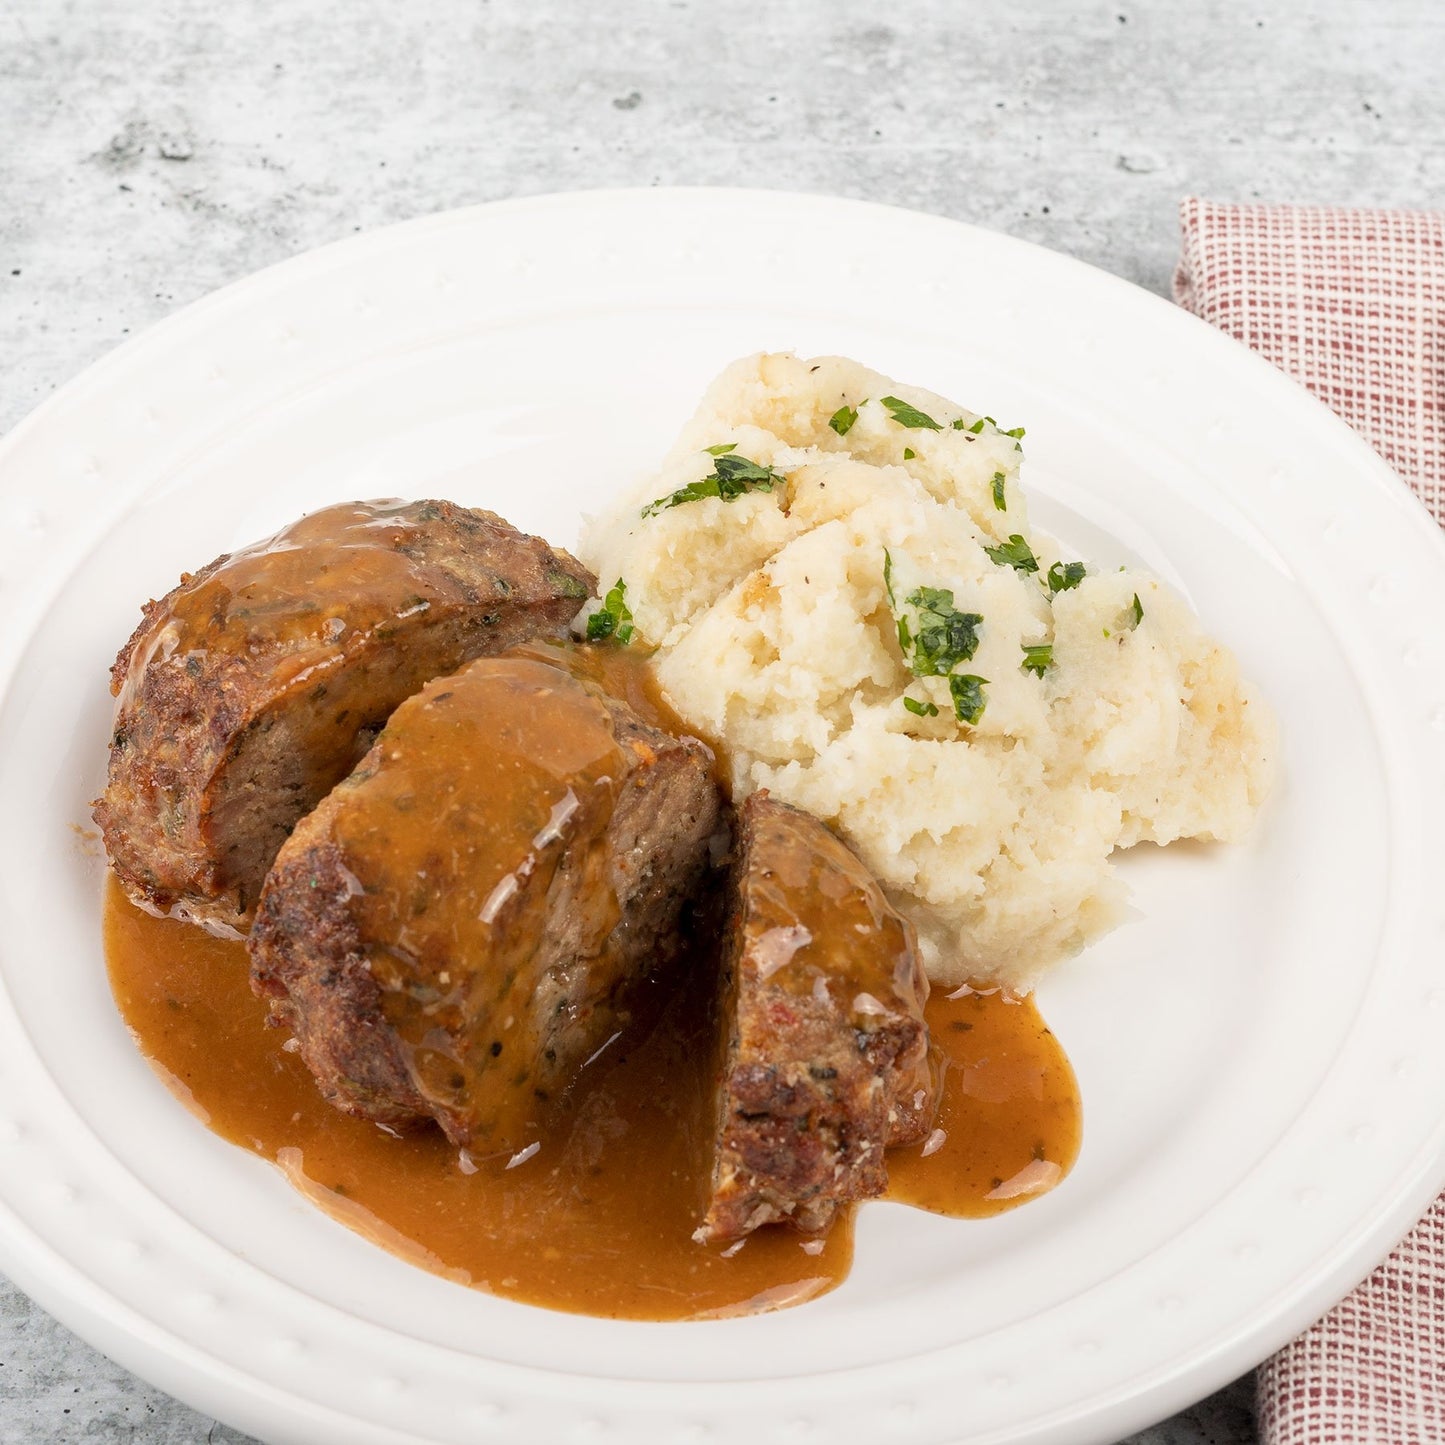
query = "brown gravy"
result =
(104, 879, 1080, 1321)
(318, 656, 646, 1153)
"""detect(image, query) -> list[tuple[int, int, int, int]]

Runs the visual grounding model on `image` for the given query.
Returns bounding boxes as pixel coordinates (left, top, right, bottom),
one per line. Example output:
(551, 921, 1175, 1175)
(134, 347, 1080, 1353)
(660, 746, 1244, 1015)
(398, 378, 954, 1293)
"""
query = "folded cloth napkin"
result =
(1175, 198, 1445, 1445)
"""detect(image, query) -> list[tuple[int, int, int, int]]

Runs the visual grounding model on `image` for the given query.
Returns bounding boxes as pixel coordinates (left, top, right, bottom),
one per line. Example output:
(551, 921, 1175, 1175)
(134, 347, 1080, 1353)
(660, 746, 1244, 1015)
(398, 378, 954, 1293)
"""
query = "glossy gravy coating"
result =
(105, 888, 1080, 1321)
(323, 657, 639, 1152)
(117, 501, 487, 714)
(105, 642, 1079, 1319)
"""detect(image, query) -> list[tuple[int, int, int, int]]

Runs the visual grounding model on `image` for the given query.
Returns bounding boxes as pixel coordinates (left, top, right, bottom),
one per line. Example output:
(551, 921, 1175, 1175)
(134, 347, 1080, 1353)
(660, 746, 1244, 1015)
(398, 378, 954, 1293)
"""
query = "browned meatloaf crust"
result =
(94, 499, 594, 936)
(248, 650, 724, 1153)
(696, 792, 932, 1242)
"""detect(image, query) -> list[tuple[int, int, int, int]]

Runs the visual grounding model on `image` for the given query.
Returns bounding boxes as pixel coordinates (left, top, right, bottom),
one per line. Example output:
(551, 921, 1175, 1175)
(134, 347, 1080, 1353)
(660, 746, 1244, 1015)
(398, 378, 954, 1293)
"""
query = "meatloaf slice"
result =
(696, 792, 932, 1242)
(94, 500, 594, 936)
(248, 650, 723, 1152)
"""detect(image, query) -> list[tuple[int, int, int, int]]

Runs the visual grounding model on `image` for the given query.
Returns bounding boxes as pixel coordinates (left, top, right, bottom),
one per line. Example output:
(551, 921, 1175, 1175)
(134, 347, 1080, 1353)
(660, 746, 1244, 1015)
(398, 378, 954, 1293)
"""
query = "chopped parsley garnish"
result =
(991, 471, 1007, 511)
(828, 403, 861, 436)
(885, 551, 987, 723)
(642, 452, 785, 518)
(984, 533, 1040, 574)
(704, 442, 737, 456)
(1047, 560, 1087, 594)
(903, 447, 916, 460)
(948, 674, 989, 725)
(1130, 593, 1144, 627)
(899, 585, 983, 676)
(946, 415, 1024, 447)
(885, 551, 984, 677)
(1020, 642, 1053, 676)
(585, 579, 635, 644)
(881, 395, 942, 430)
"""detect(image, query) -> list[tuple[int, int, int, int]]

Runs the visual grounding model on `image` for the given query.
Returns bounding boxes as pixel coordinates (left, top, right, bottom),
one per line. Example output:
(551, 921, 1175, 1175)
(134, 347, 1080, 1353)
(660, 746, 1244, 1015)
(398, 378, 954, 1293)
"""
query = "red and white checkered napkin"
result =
(1175, 198, 1445, 1444)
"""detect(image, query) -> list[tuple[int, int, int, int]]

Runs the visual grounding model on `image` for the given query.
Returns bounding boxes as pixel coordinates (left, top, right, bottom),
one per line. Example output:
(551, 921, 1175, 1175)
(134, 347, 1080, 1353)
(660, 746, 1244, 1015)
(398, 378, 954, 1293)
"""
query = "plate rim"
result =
(2, 186, 1444, 1445)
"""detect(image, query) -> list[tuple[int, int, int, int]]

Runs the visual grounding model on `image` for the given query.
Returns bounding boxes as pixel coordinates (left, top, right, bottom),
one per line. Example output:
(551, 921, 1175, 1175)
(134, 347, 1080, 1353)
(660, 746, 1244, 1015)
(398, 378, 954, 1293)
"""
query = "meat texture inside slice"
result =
(94, 499, 595, 935)
(697, 792, 932, 1242)
(248, 651, 723, 1153)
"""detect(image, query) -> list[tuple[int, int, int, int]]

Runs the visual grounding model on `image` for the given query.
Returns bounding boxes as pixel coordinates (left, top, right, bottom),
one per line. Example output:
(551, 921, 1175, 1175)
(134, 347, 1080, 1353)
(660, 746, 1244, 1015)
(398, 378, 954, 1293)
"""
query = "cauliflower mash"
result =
(580, 353, 1274, 988)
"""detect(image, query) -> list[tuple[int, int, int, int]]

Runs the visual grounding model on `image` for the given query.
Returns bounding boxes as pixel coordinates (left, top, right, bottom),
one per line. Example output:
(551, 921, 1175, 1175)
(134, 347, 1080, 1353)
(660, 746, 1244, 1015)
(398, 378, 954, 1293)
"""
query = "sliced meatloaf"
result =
(248, 650, 723, 1152)
(94, 500, 594, 935)
(697, 792, 932, 1242)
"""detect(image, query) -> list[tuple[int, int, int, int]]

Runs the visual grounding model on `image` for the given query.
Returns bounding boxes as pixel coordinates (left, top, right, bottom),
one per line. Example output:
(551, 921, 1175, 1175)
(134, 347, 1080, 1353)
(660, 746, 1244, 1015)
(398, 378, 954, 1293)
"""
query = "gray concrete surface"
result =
(1, 0, 1441, 1440)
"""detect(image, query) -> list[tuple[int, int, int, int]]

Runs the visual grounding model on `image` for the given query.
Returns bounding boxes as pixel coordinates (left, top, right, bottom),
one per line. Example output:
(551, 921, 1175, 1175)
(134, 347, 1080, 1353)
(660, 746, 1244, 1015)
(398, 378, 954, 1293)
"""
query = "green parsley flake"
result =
(828, 403, 861, 436)
(903, 447, 916, 460)
(1130, 593, 1144, 627)
(948, 674, 989, 725)
(1020, 642, 1053, 676)
(642, 452, 785, 518)
(886, 552, 985, 677)
(880, 395, 943, 430)
(902, 585, 983, 676)
(1047, 560, 1087, 594)
(1003, 425, 1026, 439)
(885, 552, 989, 723)
(585, 579, 635, 645)
(704, 442, 737, 456)
(991, 471, 1008, 511)
(984, 533, 1040, 574)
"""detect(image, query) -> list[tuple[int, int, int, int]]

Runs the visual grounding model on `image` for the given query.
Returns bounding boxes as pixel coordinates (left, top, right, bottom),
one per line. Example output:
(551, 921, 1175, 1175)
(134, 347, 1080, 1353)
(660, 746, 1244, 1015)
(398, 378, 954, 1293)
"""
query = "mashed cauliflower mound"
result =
(581, 354, 1274, 989)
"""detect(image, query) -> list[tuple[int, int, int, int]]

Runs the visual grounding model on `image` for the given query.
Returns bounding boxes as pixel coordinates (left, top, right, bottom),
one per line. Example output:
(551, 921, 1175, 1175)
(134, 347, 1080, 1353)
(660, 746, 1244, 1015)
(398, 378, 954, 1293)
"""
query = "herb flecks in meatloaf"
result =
(248, 651, 723, 1153)
(698, 792, 932, 1242)
(94, 500, 595, 935)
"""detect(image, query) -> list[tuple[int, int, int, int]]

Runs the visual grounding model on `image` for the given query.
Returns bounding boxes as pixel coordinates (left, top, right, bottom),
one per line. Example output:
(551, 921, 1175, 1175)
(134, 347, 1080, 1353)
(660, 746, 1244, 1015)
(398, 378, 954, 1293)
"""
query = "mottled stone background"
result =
(2, 0, 1441, 1440)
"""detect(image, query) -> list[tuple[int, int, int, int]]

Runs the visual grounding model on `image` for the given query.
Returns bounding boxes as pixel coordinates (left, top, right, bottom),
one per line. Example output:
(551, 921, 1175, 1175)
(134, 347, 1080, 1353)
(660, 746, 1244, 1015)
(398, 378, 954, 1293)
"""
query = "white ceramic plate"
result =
(2, 190, 1443, 1445)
